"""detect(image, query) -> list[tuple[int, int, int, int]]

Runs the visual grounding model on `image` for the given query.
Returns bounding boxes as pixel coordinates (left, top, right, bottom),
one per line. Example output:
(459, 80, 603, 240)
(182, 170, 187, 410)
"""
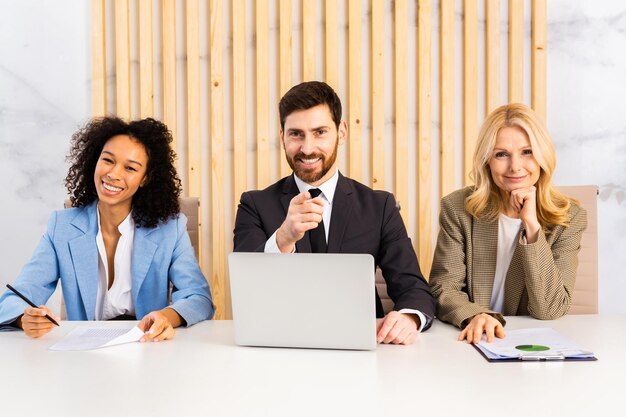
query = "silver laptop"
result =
(228, 252, 377, 350)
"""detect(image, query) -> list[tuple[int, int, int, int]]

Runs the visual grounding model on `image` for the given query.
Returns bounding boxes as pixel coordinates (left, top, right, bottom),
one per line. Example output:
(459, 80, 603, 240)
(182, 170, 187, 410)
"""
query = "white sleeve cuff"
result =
(398, 308, 429, 333)
(264, 231, 295, 253)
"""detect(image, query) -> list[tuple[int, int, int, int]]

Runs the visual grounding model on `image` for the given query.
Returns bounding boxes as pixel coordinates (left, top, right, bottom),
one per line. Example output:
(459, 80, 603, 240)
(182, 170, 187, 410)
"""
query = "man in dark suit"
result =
(234, 81, 435, 344)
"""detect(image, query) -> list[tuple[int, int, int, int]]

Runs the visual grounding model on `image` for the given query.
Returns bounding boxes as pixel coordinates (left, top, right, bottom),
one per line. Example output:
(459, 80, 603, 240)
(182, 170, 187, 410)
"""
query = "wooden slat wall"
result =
(114, 0, 131, 120)
(417, 0, 433, 277)
(256, 0, 270, 189)
(394, 0, 409, 225)
(92, 0, 547, 318)
(233, 0, 247, 213)
(139, 0, 154, 118)
(278, 0, 292, 178)
(162, 0, 177, 154)
(440, 0, 455, 199)
(347, 0, 362, 184)
(463, 0, 478, 185)
(371, 0, 384, 190)
(485, 0, 500, 114)
(91, 0, 106, 117)
(532, 0, 547, 120)
(209, 0, 226, 319)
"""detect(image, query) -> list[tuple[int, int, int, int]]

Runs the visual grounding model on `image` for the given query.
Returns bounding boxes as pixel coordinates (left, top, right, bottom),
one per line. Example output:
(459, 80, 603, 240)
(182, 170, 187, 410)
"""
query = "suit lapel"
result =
(327, 173, 354, 253)
(471, 215, 498, 308)
(68, 203, 99, 320)
(131, 225, 159, 305)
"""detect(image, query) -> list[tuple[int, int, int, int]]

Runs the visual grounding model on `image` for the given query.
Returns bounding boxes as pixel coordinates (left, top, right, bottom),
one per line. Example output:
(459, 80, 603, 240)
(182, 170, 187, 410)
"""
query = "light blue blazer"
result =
(0, 202, 214, 328)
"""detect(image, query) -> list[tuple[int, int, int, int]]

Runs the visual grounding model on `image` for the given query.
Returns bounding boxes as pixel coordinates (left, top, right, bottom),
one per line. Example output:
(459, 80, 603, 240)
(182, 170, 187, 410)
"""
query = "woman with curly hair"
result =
(0, 117, 214, 340)
(429, 103, 587, 344)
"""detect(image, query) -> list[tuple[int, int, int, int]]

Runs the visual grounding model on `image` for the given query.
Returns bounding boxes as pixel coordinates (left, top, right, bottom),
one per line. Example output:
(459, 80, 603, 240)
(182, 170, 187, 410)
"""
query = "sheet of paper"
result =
(49, 326, 144, 351)
(476, 327, 594, 359)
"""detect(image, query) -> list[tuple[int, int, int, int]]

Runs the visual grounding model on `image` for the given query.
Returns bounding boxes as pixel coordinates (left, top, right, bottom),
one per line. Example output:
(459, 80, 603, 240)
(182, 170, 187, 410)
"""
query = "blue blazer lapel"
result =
(131, 225, 158, 305)
(327, 173, 354, 253)
(68, 203, 99, 320)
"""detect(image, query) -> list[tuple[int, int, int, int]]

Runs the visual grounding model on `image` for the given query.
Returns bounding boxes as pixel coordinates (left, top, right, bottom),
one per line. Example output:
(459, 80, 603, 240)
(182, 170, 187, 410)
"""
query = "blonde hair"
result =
(465, 103, 575, 228)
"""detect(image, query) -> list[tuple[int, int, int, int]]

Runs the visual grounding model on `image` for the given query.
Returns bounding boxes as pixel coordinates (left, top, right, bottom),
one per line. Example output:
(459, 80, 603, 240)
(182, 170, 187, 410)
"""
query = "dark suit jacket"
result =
(233, 173, 435, 327)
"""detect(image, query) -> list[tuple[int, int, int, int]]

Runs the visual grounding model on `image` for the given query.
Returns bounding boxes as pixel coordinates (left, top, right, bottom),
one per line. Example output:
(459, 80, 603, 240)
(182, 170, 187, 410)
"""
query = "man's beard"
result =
(286, 139, 339, 184)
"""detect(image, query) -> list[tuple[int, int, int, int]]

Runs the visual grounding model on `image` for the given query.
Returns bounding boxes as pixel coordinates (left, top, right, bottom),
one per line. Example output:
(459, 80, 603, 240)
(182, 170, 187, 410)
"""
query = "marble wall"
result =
(0, 1, 624, 314)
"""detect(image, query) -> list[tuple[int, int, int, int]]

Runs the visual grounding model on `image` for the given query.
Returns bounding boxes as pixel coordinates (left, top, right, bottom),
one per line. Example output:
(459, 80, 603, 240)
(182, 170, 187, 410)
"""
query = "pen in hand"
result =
(6, 284, 60, 326)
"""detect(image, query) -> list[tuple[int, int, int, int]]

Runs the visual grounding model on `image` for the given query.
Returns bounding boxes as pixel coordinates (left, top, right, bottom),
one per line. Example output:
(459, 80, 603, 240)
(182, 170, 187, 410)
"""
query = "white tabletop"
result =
(0, 315, 624, 417)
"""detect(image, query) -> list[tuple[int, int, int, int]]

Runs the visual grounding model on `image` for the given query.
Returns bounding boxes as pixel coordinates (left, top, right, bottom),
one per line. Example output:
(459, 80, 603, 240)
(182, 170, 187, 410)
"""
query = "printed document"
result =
(49, 326, 144, 351)
(476, 327, 595, 360)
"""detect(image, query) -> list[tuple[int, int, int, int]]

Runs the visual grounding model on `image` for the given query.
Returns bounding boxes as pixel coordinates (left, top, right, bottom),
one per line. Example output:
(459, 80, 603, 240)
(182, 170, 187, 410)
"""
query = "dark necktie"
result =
(308, 188, 327, 253)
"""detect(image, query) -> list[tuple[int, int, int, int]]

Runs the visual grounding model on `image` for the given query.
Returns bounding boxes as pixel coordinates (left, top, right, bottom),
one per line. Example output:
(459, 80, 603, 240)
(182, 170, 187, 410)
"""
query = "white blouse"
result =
(95, 207, 135, 320)
(489, 213, 522, 313)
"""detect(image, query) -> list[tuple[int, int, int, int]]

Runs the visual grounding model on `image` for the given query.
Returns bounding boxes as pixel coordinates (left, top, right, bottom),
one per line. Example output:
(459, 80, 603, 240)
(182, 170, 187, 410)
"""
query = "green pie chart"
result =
(515, 344, 550, 352)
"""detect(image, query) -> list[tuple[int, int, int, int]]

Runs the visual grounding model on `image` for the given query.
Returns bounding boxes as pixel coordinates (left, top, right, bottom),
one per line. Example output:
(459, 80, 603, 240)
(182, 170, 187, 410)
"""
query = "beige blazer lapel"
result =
(471, 215, 498, 308)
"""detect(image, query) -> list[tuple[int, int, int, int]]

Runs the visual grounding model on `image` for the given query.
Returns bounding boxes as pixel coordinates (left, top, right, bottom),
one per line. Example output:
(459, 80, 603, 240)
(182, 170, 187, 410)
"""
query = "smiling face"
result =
(281, 104, 346, 186)
(93, 134, 149, 213)
(488, 126, 541, 194)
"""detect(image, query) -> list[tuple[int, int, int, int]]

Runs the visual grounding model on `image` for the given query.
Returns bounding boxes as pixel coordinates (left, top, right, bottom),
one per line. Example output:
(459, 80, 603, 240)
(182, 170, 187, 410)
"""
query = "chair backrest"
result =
(375, 185, 599, 316)
(557, 185, 598, 314)
(179, 197, 200, 260)
(60, 197, 200, 318)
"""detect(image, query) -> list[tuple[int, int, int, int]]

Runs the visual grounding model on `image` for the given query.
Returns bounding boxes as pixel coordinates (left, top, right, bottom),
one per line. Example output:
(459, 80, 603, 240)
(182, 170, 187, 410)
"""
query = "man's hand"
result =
(376, 311, 420, 345)
(276, 191, 324, 253)
(17, 306, 61, 338)
(138, 308, 182, 342)
(458, 313, 505, 344)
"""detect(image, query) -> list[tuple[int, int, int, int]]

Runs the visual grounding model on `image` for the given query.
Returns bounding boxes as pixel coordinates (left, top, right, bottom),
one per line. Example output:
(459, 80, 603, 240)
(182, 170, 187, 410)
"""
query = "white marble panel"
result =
(0, 1, 90, 314)
(547, 0, 626, 313)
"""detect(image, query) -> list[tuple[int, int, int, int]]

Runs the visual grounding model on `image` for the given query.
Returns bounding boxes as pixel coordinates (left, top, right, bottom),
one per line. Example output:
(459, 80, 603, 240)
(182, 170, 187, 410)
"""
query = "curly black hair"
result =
(65, 117, 181, 228)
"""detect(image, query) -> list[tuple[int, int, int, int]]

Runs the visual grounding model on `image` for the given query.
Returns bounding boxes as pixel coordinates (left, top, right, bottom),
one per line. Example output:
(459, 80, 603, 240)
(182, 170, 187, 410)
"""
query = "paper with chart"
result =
(476, 327, 594, 359)
(49, 326, 144, 351)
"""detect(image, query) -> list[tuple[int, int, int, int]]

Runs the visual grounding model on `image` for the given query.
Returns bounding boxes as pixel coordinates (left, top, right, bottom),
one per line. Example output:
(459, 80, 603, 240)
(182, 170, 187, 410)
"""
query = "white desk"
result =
(1, 315, 624, 417)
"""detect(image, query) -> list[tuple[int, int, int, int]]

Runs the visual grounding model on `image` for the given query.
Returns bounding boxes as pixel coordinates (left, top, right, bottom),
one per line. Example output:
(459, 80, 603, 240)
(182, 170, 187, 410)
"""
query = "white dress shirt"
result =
(264, 171, 428, 332)
(490, 213, 523, 312)
(95, 206, 136, 320)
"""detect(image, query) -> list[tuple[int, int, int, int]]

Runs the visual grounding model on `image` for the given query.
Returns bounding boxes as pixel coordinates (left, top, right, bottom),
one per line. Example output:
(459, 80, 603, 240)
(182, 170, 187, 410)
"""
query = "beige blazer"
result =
(429, 187, 587, 328)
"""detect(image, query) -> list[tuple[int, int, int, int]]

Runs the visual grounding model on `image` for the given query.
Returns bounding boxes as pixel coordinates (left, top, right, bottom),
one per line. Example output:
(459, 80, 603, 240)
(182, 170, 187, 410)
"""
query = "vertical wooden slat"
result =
(114, 0, 131, 120)
(256, 0, 270, 188)
(531, 0, 547, 120)
(187, 0, 201, 200)
(509, 0, 524, 103)
(91, 0, 107, 117)
(417, 0, 432, 276)
(440, 0, 455, 199)
(279, 0, 292, 178)
(209, 0, 225, 320)
(302, 0, 316, 81)
(139, 0, 154, 118)
(394, 0, 409, 225)
(371, 0, 384, 190)
(162, 0, 177, 155)
(348, 0, 362, 182)
(463, 0, 478, 185)
(485, 0, 500, 114)
(325, 0, 338, 91)
(233, 0, 247, 209)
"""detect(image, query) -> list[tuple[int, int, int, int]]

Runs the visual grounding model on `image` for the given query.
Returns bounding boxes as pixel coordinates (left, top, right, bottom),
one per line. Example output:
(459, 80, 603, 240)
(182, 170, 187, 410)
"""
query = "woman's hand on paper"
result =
(138, 308, 182, 342)
(459, 313, 505, 344)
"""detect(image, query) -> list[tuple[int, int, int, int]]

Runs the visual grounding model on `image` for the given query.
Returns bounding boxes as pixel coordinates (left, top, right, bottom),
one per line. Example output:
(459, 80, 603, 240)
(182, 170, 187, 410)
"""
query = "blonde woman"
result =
(430, 103, 587, 343)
